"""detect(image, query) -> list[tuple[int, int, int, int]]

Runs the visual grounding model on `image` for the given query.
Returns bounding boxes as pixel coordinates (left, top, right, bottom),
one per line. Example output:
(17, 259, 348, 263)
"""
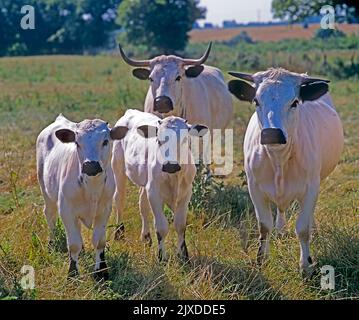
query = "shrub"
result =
(314, 28, 346, 39)
(190, 165, 253, 225)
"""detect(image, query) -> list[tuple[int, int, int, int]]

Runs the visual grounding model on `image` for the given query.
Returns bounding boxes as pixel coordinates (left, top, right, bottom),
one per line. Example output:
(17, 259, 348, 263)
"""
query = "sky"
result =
(198, 0, 274, 26)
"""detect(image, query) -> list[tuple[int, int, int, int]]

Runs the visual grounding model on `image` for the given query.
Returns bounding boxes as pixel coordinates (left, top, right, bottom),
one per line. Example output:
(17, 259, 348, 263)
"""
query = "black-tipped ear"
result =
(300, 82, 329, 101)
(228, 80, 256, 102)
(55, 129, 75, 143)
(137, 125, 158, 138)
(189, 124, 209, 137)
(185, 65, 204, 78)
(110, 126, 128, 140)
(133, 68, 151, 80)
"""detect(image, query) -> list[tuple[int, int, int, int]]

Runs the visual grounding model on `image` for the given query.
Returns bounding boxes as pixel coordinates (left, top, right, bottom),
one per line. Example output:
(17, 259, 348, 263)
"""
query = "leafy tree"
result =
(117, 0, 206, 54)
(272, 0, 359, 23)
(0, 0, 121, 56)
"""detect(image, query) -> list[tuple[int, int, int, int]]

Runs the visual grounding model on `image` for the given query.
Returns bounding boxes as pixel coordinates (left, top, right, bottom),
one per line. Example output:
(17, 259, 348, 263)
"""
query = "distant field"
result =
(189, 23, 359, 43)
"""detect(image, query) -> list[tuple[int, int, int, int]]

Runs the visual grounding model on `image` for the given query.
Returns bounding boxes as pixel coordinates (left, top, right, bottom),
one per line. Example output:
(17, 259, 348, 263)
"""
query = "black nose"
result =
(82, 161, 103, 176)
(261, 128, 287, 145)
(154, 96, 173, 113)
(162, 162, 181, 174)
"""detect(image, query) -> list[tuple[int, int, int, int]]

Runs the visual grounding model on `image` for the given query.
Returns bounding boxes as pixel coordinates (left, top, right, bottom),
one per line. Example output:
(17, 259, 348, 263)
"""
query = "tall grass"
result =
(186, 36, 359, 79)
(0, 54, 358, 300)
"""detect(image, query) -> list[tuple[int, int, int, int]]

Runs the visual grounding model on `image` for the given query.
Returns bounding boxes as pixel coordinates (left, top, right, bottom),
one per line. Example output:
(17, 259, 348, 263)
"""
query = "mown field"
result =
(0, 49, 358, 299)
(189, 23, 359, 43)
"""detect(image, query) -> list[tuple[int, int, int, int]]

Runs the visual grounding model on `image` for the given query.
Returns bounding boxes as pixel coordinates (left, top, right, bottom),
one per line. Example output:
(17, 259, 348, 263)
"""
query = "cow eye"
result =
(103, 139, 109, 146)
(176, 75, 181, 81)
(291, 100, 299, 109)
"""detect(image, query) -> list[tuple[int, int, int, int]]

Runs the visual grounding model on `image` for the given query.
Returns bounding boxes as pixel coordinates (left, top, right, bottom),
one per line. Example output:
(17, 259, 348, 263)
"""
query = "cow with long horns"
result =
(115, 44, 233, 239)
(118, 43, 233, 130)
(228, 68, 344, 276)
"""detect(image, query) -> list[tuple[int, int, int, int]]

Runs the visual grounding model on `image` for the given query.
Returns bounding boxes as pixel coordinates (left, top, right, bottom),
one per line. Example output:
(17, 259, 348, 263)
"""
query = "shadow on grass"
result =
(183, 255, 285, 300)
(107, 252, 179, 300)
(314, 225, 359, 298)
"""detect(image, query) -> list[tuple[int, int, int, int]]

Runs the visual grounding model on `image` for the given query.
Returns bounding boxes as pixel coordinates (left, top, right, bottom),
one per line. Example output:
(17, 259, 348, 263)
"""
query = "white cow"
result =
(118, 43, 233, 131)
(36, 114, 127, 279)
(228, 68, 344, 276)
(111, 109, 208, 260)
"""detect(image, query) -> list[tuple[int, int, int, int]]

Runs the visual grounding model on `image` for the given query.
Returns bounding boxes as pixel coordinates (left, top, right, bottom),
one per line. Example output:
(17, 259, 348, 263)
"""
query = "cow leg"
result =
(112, 151, 126, 241)
(139, 187, 152, 246)
(174, 193, 191, 261)
(275, 208, 286, 236)
(297, 182, 319, 277)
(92, 204, 111, 281)
(248, 182, 273, 265)
(60, 207, 82, 277)
(147, 187, 168, 262)
(43, 199, 58, 247)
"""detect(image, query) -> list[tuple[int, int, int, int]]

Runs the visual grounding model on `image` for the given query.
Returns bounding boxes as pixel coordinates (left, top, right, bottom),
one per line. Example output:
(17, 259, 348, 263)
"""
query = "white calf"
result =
(112, 109, 208, 260)
(36, 114, 127, 279)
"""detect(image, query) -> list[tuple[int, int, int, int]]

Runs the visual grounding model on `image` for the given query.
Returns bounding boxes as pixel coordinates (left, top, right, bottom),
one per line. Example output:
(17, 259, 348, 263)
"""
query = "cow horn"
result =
(182, 42, 212, 66)
(228, 71, 255, 83)
(118, 44, 150, 67)
(301, 77, 330, 85)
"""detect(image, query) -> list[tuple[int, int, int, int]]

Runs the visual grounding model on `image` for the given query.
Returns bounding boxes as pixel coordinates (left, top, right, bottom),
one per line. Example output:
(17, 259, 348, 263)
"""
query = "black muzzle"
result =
(154, 96, 174, 113)
(82, 161, 103, 176)
(162, 162, 181, 174)
(261, 128, 287, 145)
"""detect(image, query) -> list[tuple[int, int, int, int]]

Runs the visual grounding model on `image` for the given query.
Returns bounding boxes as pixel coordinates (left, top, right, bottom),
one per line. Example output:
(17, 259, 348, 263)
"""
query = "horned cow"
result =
(118, 43, 233, 131)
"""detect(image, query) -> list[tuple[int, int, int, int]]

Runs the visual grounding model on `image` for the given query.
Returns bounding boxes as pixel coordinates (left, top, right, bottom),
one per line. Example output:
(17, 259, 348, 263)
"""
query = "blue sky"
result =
(199, 0, 274, 25)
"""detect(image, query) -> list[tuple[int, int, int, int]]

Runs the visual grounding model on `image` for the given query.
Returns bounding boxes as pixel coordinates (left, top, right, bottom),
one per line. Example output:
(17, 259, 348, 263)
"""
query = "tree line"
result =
(0, 0, 357, 57)
(0, 0, 205, 56)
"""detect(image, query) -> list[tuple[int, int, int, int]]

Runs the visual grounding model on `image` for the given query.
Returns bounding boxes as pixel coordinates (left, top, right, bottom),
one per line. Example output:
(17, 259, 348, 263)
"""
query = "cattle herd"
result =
(36, 43, 344, 281)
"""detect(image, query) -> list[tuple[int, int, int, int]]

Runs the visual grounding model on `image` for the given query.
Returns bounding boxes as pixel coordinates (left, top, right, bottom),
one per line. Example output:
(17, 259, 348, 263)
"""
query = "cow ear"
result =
(133, 68, 151, 80)
(228, 80, 255, 102)
(137, 125, 158, 138)
(299, 82, 329, 101)
(188, 124, 209, 137)
(185, 65, 204, 78)
(55, 129, 75, 143)
(110, 126, 128, 140)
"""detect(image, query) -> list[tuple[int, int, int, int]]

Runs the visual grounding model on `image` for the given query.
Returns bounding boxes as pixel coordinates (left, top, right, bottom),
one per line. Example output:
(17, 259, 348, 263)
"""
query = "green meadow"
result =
(0, 45, 358, 299)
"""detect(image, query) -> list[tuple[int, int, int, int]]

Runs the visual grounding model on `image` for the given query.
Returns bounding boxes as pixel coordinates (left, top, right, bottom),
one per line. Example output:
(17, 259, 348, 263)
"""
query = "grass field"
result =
(189, 23, 359, 43)
(0, 54, 358, 300)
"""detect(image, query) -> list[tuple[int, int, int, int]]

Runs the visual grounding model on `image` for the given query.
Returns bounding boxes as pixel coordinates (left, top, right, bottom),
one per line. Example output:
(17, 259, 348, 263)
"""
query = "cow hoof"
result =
(157, 250, 168, 264)
(178, 241, 189, 262)
(93, 269, 109, 282)
(114, 223, 125, 241)
(256, 246, 268, 266)
(142, 233, 152, 247)
(68, 264, 79, 279)
(300, 261, 317, 280)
